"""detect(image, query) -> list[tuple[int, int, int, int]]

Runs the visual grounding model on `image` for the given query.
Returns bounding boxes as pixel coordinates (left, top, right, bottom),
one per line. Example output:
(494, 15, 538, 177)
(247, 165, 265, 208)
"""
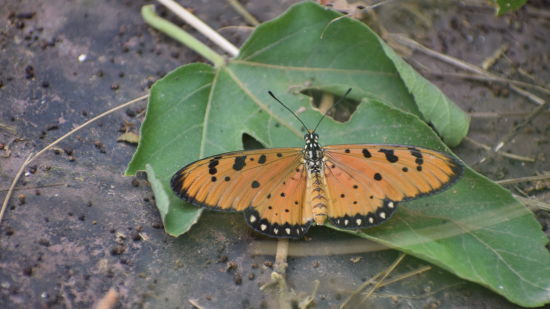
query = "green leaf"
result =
(494, 0, 527, 15)
(127, 2, 550, 307)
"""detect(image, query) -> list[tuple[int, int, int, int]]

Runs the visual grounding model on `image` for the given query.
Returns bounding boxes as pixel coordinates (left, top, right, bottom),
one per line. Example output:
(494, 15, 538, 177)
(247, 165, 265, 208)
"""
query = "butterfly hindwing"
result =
(171, 148, 313, 238)
(323, 144, 463, 229)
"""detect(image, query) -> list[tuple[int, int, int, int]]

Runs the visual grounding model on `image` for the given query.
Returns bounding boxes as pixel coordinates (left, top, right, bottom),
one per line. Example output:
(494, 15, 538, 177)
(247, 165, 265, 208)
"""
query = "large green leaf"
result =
(126, 2, 550, 307)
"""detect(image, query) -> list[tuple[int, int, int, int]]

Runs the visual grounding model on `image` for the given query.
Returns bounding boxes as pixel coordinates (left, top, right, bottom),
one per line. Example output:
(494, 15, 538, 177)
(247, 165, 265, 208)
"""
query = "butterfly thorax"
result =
(303, 132, 324, 174)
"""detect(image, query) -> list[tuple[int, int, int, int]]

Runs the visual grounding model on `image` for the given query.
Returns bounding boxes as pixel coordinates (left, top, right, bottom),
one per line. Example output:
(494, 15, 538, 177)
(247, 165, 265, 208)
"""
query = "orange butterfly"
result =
(171, 90, 463, 239)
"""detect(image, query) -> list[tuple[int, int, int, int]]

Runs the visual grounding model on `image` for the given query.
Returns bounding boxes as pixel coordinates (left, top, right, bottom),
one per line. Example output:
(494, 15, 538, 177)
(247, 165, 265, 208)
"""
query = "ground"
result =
(1, 0, 549, 308)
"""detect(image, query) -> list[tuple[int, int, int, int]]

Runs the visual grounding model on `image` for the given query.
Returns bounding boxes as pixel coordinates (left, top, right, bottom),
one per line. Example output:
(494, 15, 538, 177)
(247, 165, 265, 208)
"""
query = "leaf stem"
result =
(141, 5, 225, 67)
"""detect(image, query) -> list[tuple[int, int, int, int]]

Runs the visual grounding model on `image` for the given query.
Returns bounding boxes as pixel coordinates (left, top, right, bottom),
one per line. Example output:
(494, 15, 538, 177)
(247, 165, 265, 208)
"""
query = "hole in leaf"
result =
(242, 133, 264, 150)
(300, 89, 359, 122)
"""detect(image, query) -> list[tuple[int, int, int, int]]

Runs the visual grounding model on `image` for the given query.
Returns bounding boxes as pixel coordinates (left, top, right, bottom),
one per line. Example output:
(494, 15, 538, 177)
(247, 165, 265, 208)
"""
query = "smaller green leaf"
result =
(145, 164, 201, 236)
(494, 0, 527, 15)
(379, 42, 470, 146)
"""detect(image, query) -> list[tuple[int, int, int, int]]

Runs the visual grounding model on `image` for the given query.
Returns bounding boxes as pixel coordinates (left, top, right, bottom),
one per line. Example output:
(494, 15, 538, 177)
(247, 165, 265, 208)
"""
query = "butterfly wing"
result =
(322, 145, 463, 229)
(171, 148, 312, 238)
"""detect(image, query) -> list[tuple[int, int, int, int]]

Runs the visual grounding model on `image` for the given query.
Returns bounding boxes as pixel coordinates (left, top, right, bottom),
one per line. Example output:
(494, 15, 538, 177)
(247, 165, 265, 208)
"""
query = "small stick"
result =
(389, 33, 550, 96)
(360, 252, 406, 303)
(463, 137, 534, 162)
(375, 265, 432, 288)
(157, 0, 239, 57)
(469, 111, 550, 118)
(274, 238, 289, 274)
(514, 196, 550, 212)
(299, 280, 320, 309)
(339, 271, 384, 309)
(0, 182, 66, 192)
(492, 99, 549, 152)
(482, 44, 508, 70)
(94, 288, 119, 309)
(188, 299, 206, 309)
(496, 174, 550, 186)
(228, 0, 260, 26)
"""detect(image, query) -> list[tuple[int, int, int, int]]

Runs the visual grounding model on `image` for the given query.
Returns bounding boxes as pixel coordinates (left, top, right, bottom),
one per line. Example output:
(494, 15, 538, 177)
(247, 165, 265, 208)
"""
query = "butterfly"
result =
(171, 90, 463, 239)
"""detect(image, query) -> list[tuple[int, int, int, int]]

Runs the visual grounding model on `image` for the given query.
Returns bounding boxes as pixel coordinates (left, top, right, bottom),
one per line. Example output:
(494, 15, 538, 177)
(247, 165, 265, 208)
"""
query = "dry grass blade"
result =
(0, 94, 148, 226)
(497, 174, 550, 186)
(228, 0, 260, 26)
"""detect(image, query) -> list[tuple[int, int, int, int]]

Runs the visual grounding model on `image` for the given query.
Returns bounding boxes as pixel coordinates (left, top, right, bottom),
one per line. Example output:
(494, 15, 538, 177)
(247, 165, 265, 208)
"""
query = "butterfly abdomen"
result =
(305, 171, 331, 225)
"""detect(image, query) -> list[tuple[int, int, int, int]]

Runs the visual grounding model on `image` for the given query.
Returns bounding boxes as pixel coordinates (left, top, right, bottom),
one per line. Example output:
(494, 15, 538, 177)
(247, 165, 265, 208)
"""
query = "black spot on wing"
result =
(233, 156, 247, 171)
(258, 154, 266, 164)
(362, 148, 372, 158)
(251, 180, 260, 188)
(374, 173, 382, 181)
(379, 148, 398, 163)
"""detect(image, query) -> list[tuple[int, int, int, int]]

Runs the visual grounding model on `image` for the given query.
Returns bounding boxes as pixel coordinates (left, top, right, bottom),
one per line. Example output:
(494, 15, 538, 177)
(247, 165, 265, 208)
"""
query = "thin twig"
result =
(463, 137, 534, 162)
(389, 33, 550, 96)
(481, 44, 508, 70)
(428, 71, 549, 102)
(298, 280, 320, 309)
(339, 271, 384, 309)
(492, 99, 549, 152)
(187, 299, 206, 309)
(0, 123, 17, 135)
(361, 253, 406, 304)
(469, 111, 550, 118)
(157, 0, 239, 57)
(0, 182, 66, 192)
(228, 0, 260, 26)
(496, 174, 550, 186)
(375, 265, 432, 288)
(0, 95, 148, 226)
(514, 195, 550, 212)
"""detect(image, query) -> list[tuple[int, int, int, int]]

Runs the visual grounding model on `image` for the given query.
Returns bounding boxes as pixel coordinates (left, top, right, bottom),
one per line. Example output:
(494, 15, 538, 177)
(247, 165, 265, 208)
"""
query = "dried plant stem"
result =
(463, 137, 534, 162)
(515, 196, 550, 212)
(361, 252, 406, 303)
(274, 238, 289, 274)
(0, 154, 32, 224)
(340, 252, 406, 308)
(497, 174, 550, 186)
(389, 33, 550, 96)
(157, 0, 239, 57)
(228, 0, 260, 26)
(0, 94, 148, 226)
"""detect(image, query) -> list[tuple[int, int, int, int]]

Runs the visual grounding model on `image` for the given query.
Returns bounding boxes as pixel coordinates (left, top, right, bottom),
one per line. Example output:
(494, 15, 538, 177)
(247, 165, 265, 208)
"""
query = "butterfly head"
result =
(304, 130, 319, 144)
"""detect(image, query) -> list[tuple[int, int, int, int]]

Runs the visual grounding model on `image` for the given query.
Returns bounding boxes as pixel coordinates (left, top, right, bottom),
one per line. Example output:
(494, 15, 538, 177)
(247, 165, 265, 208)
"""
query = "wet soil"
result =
(1, 0, 549, 308)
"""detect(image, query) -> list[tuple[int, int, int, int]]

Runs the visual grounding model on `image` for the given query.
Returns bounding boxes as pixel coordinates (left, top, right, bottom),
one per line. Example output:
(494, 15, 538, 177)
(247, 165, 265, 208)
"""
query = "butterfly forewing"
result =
(171, 148, 313, 238)
(323, 144, 462, 229)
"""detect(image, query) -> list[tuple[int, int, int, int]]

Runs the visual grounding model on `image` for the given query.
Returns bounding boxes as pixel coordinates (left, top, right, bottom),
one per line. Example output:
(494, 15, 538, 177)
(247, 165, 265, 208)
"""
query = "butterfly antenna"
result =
(312, 88, 352, 133)
(268, 91, 310, 132)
